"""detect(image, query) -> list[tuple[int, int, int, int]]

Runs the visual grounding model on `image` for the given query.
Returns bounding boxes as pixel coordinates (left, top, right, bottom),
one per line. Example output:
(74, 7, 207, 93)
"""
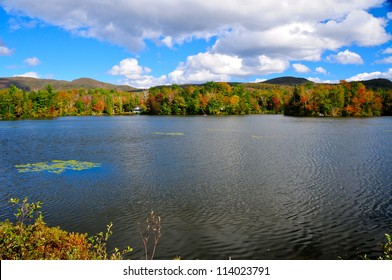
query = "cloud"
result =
(108, 58, 166, 88)
(211, 23, 330, 62)
(24, 57, 41, 66)
(168, 53, 289, 85)
(315, 66, 327, 75)
(3, 0, 390, 84)
(168, 52, 246, 84)
(161, 36, 175, 48)
(122, 75, 167, 89)
(254, 78, 267, 83)
(347, 68, 392, 81)
(1, 0, 389, 54)
(375, 56, 392, 64)
(8, 17, 39, 31)
(388, 12, 392, 20)
(382, 47, 392, 54)
(0, 44, 13, 55)
(13, 71, 40, 78)
(109, 54, 247, 87)
(327, 49, 364, 64)
(293, 63, 310, 73)
(256, 55, 289, 75)
(108, 58, 151, 77)
(307, 77, 338, 84)
(109, 53, 291, 87)
(317, 10, 390, 47)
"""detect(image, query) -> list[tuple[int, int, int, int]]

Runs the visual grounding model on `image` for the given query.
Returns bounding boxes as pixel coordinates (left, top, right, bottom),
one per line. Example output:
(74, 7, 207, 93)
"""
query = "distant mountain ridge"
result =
(261, 76, 392, 89)
(262, 76, 311, 86)
(0, 77, 136, 91)
(360, 78, 392, 90)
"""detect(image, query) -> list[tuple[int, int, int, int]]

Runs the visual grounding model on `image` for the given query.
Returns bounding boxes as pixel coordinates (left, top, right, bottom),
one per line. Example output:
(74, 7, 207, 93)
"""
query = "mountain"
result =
(262, 76, 312, 86)
(360, 78, 392, 90)
(0, 77, 136, 91)
(262, 76, 392, 90)
(1, 76, 391, 92)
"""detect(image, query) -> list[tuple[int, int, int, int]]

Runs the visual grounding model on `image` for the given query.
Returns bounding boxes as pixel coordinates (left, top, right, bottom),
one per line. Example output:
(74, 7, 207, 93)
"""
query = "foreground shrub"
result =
(0, 198, 131, 260)
(378, 234, 392, 260)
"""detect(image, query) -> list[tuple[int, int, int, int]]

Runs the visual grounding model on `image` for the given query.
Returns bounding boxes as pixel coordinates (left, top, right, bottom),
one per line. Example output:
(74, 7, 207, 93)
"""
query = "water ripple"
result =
(1, 116, 391, 259)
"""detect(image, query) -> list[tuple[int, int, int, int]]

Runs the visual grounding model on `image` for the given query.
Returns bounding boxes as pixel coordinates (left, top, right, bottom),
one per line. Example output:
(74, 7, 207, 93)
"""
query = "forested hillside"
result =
(0, 80, 391, 119)
(0, 77, 135, 92)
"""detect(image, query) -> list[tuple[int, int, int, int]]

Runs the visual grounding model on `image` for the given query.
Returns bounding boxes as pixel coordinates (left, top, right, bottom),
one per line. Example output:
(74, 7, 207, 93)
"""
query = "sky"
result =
(0, 0, 391, 89)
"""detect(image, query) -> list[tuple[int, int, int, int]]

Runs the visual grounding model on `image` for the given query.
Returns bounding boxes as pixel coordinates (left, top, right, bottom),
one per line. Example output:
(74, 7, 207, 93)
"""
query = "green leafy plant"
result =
(9, 197, 43, 225)
(362, 233, 392, 260)
(88, 222, 132, 260)
(378, 234, 392, 260)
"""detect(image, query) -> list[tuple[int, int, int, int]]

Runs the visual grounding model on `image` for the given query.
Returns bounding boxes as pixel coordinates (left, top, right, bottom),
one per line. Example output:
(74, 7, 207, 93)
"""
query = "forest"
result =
(0, 80, 392, 119)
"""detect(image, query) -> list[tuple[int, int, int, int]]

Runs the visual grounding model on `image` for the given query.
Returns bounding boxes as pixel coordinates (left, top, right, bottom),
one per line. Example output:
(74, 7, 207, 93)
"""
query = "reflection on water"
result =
(0, 115, 391, 259)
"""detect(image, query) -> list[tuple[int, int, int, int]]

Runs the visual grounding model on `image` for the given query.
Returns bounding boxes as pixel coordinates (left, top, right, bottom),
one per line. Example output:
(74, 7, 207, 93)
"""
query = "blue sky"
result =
(0, 0, 391, 88)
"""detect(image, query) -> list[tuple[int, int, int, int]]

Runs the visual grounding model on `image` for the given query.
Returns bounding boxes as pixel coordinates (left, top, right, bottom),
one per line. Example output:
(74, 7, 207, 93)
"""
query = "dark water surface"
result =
(1, 115, 391, 259)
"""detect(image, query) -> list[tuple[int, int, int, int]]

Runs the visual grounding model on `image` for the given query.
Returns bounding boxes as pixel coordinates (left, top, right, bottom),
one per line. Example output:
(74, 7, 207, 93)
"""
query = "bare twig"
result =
(138, 211, 161, 260)
(138, 222, 149, 260)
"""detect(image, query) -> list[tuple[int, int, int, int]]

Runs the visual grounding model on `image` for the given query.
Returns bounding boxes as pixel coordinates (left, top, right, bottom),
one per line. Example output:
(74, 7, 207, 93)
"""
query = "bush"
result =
(378, 234, 392, 260)
(0, 198, 131, 260)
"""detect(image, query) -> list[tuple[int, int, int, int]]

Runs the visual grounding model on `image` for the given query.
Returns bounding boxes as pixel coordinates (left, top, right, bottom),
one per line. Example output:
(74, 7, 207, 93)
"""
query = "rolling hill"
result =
(0, 77, 136, 92)
(360, 78, 392, 90)
(262, 76, 311, 86)
(261, 76, 392, 90)
(1, 76, 391, 92)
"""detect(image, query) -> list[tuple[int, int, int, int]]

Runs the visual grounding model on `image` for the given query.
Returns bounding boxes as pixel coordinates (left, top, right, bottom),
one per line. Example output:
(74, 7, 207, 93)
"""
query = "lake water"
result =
(1, 115, 392, 259)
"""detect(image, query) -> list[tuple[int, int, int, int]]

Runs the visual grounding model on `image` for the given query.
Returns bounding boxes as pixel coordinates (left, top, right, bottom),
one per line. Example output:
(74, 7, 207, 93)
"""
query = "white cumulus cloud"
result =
(108, 58, 166, 88)
(307, 77, 338, 84)
(24, 57, 41, 66)
(315, 67, 327, 75)
(1, 0, 389, 54)
(3, 0, 390, 84)
(347, 68, 392, 81)
(254, 78, 267, 83)
(382, 47, 392, 54)
(0, 44, 13, 55)
(327, 49, 364, 65)
(257, 55, 289, 75)
(109, 53, 290, 87)
(293, 63, 311, 73)
(375, 56, 392, 64)
(168, 52, 246, 84)
(108, 58, 151, 77)
(13, 71, 40, 78)
(168, 53, 289, 85)
(317, 10, 390, 47)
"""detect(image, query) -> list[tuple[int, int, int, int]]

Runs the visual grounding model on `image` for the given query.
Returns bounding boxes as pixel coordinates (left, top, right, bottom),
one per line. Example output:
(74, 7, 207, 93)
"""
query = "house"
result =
(133, 107, 142, 114)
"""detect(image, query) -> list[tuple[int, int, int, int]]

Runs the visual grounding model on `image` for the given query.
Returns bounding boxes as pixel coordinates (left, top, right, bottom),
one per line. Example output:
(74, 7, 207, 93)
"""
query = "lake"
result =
(1, 115, 391, 259)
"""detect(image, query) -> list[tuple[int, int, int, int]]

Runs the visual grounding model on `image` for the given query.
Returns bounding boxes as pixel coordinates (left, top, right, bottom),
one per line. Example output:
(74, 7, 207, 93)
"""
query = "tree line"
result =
(1, 81, 391, 119)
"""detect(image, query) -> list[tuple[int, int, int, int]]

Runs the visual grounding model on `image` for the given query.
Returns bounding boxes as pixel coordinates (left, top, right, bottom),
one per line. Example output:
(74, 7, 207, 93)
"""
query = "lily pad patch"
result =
(154, 132, 184, 136)
(15, 160, 101, 174)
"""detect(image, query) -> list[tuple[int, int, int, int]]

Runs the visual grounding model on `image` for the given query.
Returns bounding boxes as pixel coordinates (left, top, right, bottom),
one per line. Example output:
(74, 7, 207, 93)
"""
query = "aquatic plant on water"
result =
(153, 132, 184, 136)
(15, 160, 101, 174)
